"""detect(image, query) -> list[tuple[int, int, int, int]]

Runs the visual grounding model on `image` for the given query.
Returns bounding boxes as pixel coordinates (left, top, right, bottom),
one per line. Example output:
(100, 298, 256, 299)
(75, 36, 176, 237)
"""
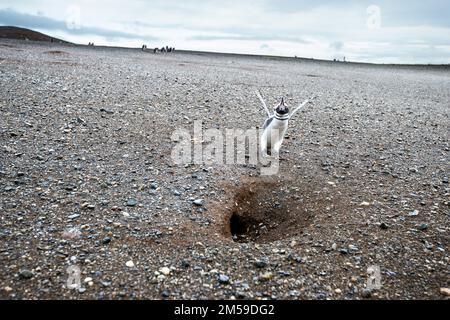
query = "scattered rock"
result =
(126, 260, 135, 268)
(161, 290, 170, 298)
(260, 272, 273, 281)
(409, 210, 419, 217)
(379, 222, 389, 230)
(193, 199, 204, 206)
(417, 224, 428, 231)
(254, 260, 268, 269)
(440, 288, 450, 297)
(218, 274, 230, 284)
(126, 198, 138, 207)
(360, 202, 371, 206)
(159, 267, 171, 276)
(150, 182, 158, 190)
(361, 289, 372, 298)
(100, 108, 114, 114)
(19, 270, 34, 279)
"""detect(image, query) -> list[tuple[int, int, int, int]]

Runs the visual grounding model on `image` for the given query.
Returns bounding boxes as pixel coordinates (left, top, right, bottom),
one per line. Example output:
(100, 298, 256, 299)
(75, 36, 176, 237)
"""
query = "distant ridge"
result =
(0, 26, 70, 43)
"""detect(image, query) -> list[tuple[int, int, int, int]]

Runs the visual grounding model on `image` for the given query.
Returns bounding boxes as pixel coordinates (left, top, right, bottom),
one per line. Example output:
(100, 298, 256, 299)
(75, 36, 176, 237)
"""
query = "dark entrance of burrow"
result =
(226, 178, 315, 243)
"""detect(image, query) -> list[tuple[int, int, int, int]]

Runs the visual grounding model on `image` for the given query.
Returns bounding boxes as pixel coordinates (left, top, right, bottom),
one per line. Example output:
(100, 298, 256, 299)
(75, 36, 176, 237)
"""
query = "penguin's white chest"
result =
(260, 118, 289, 155)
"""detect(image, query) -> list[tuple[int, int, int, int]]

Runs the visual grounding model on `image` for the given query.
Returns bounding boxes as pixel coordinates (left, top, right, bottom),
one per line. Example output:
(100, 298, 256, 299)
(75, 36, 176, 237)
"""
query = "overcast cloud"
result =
(0, 0, 449, 64)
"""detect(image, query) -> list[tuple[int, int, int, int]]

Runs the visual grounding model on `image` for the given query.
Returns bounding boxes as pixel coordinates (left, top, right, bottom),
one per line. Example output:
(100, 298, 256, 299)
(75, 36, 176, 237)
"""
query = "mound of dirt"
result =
(0, 26, 69, 43)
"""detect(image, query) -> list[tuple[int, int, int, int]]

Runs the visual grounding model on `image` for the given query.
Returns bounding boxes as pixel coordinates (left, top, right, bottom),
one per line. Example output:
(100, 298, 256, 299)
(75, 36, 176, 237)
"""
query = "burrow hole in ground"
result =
(222, 178, 329, 243)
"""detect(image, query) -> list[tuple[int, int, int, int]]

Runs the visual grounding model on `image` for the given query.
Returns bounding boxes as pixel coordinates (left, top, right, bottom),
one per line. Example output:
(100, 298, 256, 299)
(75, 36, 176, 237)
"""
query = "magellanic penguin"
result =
(256, 90, 309, 156)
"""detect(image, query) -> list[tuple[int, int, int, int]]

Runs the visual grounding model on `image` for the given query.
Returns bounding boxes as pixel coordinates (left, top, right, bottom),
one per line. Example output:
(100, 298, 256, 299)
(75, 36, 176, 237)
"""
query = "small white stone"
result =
(409, 210, 419, 216)
(126, 260, 135, 268)
(440, 288, 450, 296)
(159, 267, 171, 275)
(84, 277, 93, 283)
(157, 275, 166, 281)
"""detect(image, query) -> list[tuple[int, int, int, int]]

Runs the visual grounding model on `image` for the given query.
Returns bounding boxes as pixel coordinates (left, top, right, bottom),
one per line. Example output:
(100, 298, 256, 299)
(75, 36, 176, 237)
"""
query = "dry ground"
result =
(0, 39, 449, 299)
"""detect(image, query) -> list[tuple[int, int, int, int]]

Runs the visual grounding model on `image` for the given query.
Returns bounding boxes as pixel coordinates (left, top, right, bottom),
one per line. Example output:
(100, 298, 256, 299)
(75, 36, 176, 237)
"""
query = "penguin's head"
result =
(275, 98, 289, 115)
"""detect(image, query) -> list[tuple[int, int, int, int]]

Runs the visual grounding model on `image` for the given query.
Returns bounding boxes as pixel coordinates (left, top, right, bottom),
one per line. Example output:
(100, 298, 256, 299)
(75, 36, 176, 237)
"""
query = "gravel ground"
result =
(0, 39, 449, 300)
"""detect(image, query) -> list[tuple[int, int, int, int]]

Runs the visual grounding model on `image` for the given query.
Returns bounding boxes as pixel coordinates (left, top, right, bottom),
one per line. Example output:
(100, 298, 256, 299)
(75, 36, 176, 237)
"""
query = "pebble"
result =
(62, 227, 81, 239)
(409, 210, 419, 216)
(260, 272, 273, 281)
(100, 108, 114, 114)
(440, 288, 450, 296)
(254, 260, 268, 269)
(19, 270, 34, 279)
(417, 224, 428, 231)
(161, 290, 170, 298)
(159, 267, 171, 276)
(379, 222, 389, 230)
(218, 274, 230, 284)
(360, 202, 371, 206)
(126, 198, 138, 207)
(150, 182, 158, 190)
(361, 289, 372, 298)
(126, 260, 135, 268)
(102, 237, 112, 244)
(193, 199, 204, 206)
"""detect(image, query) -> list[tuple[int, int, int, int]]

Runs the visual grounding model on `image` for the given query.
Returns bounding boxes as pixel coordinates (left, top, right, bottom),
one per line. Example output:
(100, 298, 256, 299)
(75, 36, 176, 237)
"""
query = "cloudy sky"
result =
(0, 0, 449, 64)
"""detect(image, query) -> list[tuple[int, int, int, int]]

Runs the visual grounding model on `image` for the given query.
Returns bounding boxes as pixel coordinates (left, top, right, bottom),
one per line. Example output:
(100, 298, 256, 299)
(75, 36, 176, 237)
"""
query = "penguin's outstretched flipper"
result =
(256, 90, 271, 118)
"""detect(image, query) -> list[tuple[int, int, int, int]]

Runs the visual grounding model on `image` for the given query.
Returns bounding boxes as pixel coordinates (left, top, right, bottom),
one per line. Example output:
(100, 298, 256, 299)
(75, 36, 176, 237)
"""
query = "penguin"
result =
(257, 90, 309, 156)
